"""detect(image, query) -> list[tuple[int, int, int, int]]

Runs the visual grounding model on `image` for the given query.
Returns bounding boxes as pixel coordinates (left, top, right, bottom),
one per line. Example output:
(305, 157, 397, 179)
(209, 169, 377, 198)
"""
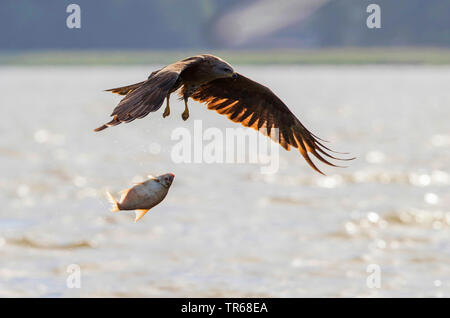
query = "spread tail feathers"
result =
(106, 191, 120, 212)
(94, 81, 145, 132)
(95, 71, 172, 132)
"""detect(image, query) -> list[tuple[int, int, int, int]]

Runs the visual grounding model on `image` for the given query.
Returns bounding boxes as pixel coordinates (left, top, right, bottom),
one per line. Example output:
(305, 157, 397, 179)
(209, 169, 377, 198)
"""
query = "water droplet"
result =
(424, 192, 439, 205)
(34, 129, 49, 143)
(367, 212, 380, 223)
(345, 222, 357, 235)
(317, 175, 342, 188)
(410, 173, 431, 187)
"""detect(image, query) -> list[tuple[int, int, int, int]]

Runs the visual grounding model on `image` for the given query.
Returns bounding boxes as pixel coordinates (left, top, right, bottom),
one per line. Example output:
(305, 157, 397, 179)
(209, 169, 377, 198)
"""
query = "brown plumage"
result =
(94, 54, 353, 174)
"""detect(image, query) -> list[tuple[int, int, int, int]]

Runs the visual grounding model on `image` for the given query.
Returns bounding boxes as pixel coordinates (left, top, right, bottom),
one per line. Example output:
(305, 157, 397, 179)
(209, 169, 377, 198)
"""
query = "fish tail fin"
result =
(106, 191, 120, 212)
(135, 209, 149, 222)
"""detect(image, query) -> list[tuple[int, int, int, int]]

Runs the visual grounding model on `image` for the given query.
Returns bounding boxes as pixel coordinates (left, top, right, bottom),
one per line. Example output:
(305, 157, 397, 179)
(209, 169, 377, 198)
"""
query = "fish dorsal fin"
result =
(135, 209, 149, 222)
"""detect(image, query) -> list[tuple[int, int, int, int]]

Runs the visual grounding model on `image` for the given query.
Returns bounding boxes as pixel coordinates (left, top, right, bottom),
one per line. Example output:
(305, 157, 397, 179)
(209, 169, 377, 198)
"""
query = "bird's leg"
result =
(181, 98, 189, 121)
(163, 94, 171, 118)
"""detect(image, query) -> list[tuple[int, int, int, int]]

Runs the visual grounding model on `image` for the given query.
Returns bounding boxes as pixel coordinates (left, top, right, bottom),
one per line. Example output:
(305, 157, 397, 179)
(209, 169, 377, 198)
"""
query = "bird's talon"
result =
(163, 108, 170, 118)
(182, 111, 189, 121)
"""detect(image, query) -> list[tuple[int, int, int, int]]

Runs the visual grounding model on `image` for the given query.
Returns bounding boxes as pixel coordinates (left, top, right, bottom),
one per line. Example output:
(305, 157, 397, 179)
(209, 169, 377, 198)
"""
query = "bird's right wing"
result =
(94, 56, 204, 132)
(191, 73, 353, 174)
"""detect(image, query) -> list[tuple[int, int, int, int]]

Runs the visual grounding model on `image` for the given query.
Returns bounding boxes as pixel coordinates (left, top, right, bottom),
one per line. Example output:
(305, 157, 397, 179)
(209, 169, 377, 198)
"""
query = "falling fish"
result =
(106, 173, 175, 222)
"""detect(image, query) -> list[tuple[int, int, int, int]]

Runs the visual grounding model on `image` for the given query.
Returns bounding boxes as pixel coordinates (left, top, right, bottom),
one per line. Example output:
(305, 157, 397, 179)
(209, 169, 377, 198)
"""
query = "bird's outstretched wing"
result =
(104, 69, 163, 96)
(191, 73, 353, 174)
(104, 81, 146, 96)
(94, 57, 203, 132)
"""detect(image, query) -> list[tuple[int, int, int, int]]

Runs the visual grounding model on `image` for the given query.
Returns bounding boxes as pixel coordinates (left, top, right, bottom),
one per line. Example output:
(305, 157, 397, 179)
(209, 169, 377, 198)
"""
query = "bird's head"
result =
(212, 58, 237, 79)
(158, 173, 175, 188)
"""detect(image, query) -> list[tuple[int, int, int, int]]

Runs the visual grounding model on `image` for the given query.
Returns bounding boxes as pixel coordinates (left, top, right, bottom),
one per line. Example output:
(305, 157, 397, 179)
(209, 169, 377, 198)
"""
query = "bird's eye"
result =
(223, 67, 232, 73)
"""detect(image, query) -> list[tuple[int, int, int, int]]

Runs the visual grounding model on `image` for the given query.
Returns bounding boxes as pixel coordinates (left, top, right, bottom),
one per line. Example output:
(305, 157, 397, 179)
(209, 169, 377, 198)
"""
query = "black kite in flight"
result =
(94, 54, 353, 174)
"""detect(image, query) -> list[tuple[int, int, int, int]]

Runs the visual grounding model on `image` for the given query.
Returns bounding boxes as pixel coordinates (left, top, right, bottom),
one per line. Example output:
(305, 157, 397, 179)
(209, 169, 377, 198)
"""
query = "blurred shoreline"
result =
(1, 48, 450, 66)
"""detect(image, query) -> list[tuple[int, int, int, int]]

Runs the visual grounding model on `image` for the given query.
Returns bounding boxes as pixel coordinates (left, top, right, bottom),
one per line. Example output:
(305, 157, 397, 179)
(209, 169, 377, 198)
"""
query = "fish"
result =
(106, 173, 175, 222)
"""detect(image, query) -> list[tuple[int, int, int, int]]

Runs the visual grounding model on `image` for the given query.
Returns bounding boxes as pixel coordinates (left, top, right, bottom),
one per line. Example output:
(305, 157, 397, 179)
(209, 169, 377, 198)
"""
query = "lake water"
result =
(0, 65, 449, 297)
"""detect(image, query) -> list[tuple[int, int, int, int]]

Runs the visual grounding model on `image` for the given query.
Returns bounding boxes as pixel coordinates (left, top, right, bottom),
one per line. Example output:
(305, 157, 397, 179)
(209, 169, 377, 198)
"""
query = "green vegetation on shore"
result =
(1, 48, 450, 65)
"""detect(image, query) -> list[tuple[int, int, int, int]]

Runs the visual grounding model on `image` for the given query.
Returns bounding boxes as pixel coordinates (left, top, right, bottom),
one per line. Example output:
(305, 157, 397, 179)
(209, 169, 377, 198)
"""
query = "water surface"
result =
(0, 65, 449, 297)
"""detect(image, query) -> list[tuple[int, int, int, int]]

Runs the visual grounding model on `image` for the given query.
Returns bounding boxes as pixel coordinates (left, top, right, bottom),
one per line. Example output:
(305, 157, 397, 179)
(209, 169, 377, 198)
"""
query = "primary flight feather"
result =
(94, 54, 353, 174)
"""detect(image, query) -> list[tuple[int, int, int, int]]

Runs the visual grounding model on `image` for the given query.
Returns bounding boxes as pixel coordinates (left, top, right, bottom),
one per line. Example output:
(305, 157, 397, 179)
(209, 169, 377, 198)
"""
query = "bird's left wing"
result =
(94, 56, 204, 132)
(191, 73, 352, 174)
(105, 69, 162, 96)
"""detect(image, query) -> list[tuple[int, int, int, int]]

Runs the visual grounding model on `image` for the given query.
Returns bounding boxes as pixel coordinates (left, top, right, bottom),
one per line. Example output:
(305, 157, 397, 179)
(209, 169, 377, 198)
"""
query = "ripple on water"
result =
(330, 206, 449, 241)
(316, 175, 344, 188)
(6, 237, 95, 250)
(265, 196, 313, 206)
(384, 208, 450, 228)
(249, 168, 449, 188)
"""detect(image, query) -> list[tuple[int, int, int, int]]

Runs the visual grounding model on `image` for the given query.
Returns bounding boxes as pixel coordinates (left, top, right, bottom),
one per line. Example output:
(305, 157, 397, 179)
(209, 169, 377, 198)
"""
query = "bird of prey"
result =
(94, 54, 352, 174)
